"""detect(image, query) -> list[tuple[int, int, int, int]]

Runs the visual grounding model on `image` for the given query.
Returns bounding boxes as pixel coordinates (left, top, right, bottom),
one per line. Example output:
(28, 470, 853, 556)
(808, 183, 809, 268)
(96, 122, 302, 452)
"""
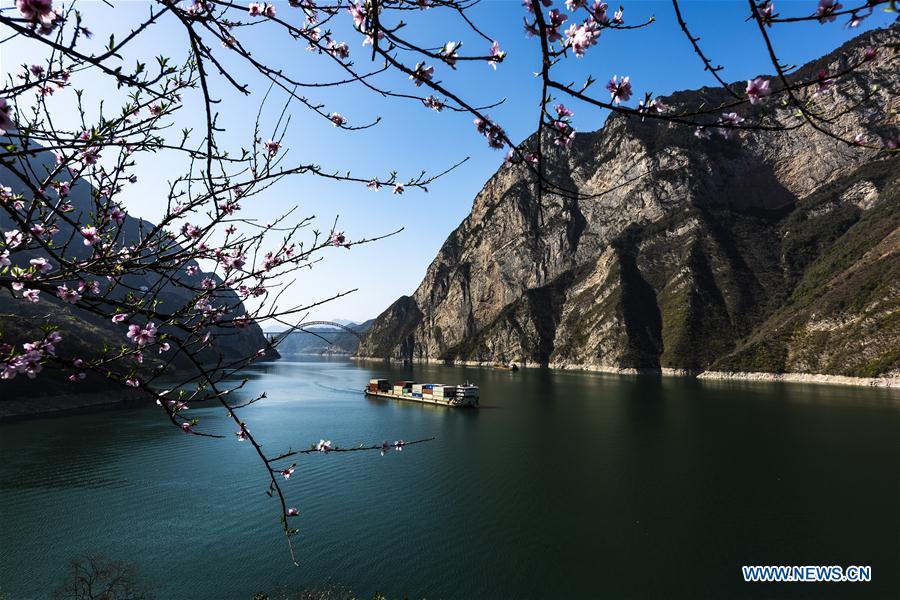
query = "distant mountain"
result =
(357, 27, 899, 382)
(0, 149, 275, 399)
(277, 319, 373, 356)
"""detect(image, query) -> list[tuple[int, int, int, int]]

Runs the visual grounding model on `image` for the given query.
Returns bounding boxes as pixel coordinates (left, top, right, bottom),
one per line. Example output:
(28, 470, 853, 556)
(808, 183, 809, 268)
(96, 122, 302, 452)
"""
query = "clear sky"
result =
(1, 1, 894, 325)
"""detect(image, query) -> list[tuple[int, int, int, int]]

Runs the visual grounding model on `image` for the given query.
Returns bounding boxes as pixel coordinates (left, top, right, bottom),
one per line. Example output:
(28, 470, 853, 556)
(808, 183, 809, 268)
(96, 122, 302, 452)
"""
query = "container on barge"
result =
(364, 379, 479, 408)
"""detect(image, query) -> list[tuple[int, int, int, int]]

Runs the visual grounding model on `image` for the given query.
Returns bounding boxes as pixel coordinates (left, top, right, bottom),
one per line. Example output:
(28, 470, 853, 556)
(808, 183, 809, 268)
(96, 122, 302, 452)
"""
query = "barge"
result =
(364, 379, 479, 408)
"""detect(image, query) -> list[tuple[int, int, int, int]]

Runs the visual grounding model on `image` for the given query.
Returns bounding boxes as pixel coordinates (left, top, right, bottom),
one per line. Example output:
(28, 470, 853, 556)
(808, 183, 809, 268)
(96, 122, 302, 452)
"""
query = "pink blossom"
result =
(236, 427, 248, 442)
(441, 41, 460, 68)
(186, 265, 199, 276)
(546, 9, 568, 42)
(566, 0, 586, 10)
(124, 378, 139, 387)
(282, 466, 295, 479)
(718, 112, 745, 139)
(606, 75, 632, 105)
(564, 18, 600, 57)
(329, 112, 347, 127)
(327, 41, 350, 59)
(694, 126, 712, 140)
(4, 229, 24, 248)
(16, 0, 58, 28)
(29, 257, 52, 273)
(316, 439, 333, 453)
(380, 441, 390, 456)
(367, 179, 381, 191)
(863, 47, 877, 62)
(248, 3, 275, 18)
(410, 62, 434, 87)
(348, 2, 366, 29)
(112, 313, 128, 323)
(264, 139, 280, 156)
(756, 1, 776, 26)
(394, 440, 405, 451)
(331, 231, 347, 247)
(287, 507, 299, 516)
(181, 422, 191, 433)
(816, 0, 842, 24)
(148, 103, 163, 117)
(22, 289, 40, 302)
(56, 285, 81, 304)
(489, 41, 505, 70)
(746, 77, 771, 105)
(393, 184, 405, 195)
(80, 225, 101, 246)
(126, 322, 158, 346)
(423, 96, 445, 111)
(851, 132, 865, 146)
(555, 104, 573, 118)
(158, 342, 171, 354)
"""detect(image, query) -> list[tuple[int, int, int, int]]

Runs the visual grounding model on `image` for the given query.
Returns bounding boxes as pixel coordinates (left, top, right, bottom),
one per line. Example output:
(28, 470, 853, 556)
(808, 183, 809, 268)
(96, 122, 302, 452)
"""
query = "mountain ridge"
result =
(357, 26, 900, 385)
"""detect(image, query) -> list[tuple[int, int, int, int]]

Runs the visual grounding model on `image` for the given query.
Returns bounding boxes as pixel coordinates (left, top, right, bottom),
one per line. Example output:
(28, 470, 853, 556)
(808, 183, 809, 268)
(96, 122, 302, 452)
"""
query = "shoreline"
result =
(352, 356, 900, 389)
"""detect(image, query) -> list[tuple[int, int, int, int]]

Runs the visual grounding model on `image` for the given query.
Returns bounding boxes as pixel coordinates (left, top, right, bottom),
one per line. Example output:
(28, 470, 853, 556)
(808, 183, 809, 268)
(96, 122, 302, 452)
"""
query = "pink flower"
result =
(367, 179, 381, 191)
(236, 427, 248, 441)
(863, 47, 877, 62)
(22, 289, 40, 302)
(606, 75, 632, 105)
(29, 257, 52, 273)
(0, 99, 13, 134)
(330, 231, 347, 247)
(329, 112, 347, 127)
(423, 96, 445, 112)
(4, 229, 24, 248)
(316, 439, 333, 453)
(441, 41, 460, 68)
(148, 103, 163, 117)
(248, 3, 275, 17)
(564, 19, 600, 57)
(717, 112, 745, 139)
(16, 0, 58, 27)
(393, 184, 405, 195)
(851, 132, 865, 146)
(816, 0, 842, 23)
(815, 69, 833, 94)
(756, 1, 776, 26)
(126, 378, 140, 387)
(126, 322, 157, 346)
(112, 313, 128, 323)
(80, 225, 101, 246)
(694, 126, 711, 140)
(282, 466, 295, 479)
(158, 342, 170, 354)
(380, 441, 390, 456)
(181, 422, 191, 433)
(264, 139, 280, 156)
(394, 440, 405, 451)
(409, 62, 434, 87)
(555, 104, 573, 118)
(287, 507, 299, 516)
(56, 285, 81, 304)
(186, 265, 199, 276)
(746, 77, 771, 105)
(348, 2, 366, 29)
(489, 41, 505, 70)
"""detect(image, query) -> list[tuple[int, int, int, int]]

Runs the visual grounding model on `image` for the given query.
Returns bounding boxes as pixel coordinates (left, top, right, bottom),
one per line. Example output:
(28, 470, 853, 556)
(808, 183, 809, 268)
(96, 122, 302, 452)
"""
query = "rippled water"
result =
(1, 358, 899, 599)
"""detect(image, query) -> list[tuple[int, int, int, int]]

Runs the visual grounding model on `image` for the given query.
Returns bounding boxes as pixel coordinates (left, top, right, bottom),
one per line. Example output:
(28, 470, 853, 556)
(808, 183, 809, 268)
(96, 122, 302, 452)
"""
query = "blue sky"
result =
(1, 1, 894, 324)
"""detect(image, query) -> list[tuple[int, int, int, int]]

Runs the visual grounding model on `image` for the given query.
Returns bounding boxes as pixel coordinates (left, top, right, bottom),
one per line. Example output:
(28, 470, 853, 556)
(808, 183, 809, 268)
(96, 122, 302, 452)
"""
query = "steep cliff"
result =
(357, 27, 900, 380)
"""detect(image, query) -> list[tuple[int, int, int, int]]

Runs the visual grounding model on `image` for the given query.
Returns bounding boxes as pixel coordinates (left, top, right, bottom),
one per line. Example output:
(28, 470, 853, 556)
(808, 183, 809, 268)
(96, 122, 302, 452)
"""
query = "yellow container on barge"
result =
(364, 379, 479, 408)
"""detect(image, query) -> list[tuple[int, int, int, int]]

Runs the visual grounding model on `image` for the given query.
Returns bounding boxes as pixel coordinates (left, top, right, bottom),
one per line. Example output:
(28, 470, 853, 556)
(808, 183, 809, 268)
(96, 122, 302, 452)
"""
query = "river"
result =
(1, 358, 898, 599)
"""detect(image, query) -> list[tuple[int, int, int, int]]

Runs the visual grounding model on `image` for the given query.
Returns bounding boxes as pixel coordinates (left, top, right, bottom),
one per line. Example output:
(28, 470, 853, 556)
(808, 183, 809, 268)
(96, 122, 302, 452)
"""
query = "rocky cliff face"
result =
(357, 27, 900, 380)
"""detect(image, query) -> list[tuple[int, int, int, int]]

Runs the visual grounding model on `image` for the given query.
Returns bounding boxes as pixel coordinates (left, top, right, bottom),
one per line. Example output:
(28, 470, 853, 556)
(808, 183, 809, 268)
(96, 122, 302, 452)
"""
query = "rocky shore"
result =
(354, 356, 900, 389)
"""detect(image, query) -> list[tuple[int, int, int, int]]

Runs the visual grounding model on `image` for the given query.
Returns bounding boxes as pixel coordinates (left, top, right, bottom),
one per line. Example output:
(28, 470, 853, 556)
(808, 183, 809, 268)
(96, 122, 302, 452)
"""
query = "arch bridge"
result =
(265, 321, 364, 345)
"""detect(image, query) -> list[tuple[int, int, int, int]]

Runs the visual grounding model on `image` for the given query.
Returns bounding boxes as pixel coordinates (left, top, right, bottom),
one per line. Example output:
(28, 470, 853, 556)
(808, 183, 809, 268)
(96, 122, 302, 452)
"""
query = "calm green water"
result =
(2, 358, 899, 599)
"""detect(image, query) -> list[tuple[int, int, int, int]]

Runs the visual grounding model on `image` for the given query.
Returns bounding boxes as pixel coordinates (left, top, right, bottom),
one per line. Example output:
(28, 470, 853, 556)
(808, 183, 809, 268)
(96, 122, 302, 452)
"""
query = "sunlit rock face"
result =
(358, 27, 899, 378)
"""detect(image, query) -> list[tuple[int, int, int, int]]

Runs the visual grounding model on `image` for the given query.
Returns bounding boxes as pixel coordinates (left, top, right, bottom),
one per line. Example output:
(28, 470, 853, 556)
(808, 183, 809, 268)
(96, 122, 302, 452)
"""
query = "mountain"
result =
(276, 319, 373, 355)
(357, 27, 900, 383)
(0, 150, 275, 400)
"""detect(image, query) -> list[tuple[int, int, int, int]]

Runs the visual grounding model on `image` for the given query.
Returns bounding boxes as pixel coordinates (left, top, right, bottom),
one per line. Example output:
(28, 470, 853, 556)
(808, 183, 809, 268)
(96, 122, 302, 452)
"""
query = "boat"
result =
(364, 379, 479, 408)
